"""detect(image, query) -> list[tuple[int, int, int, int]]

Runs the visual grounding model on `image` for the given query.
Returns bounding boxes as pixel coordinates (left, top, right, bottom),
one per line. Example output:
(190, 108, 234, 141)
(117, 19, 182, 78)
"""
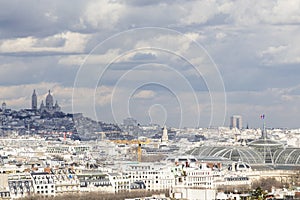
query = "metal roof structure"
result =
(186, 146, 264, 164)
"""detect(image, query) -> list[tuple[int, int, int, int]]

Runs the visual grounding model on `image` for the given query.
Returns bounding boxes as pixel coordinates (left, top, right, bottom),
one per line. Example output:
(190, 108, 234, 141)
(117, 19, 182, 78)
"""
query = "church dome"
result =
(46, 90, 54, 108)
(248, 139, 283, 148)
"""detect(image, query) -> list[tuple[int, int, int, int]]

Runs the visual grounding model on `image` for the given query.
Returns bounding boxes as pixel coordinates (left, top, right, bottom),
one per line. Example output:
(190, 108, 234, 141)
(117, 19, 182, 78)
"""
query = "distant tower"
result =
(230, 115, 242, 129)
(161, 125, 169, 143)
(32, 90, 37, 110)
(45, 90, 54, 110)
(2, 102, 6, 111)
(40, 100, 45, 111)
(54, 100, 61, 112)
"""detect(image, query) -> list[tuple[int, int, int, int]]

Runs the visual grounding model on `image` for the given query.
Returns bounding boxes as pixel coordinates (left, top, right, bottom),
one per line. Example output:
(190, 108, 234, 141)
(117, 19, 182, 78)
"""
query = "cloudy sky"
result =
(1, 0, 300, 128)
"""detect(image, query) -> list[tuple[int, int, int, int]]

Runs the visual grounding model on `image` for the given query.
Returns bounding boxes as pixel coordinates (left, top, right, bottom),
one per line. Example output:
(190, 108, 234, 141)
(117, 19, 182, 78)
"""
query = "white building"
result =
(31, 171, 55, 196)
(53, 168, 80, 195)
(108, 173, 130, 193)
(8, 173, 33, 199)
(123, 163, 174, 191)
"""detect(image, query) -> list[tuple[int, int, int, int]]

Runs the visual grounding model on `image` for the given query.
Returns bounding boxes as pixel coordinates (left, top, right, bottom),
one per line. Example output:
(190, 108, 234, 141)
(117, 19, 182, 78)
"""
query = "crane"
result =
(111, 139, 150, 162)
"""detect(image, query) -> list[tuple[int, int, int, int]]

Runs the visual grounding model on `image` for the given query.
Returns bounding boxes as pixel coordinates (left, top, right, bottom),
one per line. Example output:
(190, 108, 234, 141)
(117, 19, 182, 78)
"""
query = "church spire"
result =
(32, 89, 37, 110)
(161, 125, 169, 143)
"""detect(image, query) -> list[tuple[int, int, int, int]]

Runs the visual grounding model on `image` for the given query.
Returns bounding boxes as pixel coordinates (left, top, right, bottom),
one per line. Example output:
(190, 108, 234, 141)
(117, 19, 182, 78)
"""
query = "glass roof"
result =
(248, 139, 284, 148)
(186, 146, 264, 164)
(273, 148, 300, 165)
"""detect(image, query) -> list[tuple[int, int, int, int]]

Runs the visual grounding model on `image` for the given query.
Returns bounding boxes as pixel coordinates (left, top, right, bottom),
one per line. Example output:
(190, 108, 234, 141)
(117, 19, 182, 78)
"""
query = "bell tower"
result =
(32, 90, 37, 110)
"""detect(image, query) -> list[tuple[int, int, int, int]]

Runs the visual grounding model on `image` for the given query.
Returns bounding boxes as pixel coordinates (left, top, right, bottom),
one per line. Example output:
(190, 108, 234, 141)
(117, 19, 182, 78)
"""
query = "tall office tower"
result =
(32, 90, 37, 110)
(230, 115, 242, 129)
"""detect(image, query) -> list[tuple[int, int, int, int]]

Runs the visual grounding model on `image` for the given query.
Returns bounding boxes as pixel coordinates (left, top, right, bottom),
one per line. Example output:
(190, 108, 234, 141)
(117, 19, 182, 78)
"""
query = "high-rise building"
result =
(31, 90, 37, 110)
(230, 115, 242, 129)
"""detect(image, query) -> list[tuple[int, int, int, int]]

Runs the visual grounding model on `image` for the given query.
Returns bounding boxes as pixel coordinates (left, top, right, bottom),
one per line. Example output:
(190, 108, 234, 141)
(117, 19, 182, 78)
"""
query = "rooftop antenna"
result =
(260, 114, 267, 139)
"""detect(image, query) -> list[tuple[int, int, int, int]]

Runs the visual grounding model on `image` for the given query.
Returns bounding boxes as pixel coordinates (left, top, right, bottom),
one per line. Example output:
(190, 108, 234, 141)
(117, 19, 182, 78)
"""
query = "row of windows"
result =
(35, 180, 54, 184)
(36, 190, 54, 194)
(112, 177, 128, 180)
(57, 186, 79, 190)
(225, 177, 249, 181)
(0, 192, 9, 197)
(37, 185, 54, 189)
(130, 166, 151, 170)
(9, 181, 32, 187)
(33, 175, 54, 179)
(129, 171, 159, 175)
(187, 183, 208, 187)
(80, 182, 111, 187)
(188, 171, 210, 176)
(188, 177, 211, 182)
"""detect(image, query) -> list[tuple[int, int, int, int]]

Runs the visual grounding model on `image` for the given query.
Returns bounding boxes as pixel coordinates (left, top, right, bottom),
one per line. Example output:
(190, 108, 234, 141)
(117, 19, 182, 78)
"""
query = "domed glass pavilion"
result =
(273, 148, 300, 165)
(186, 124, 300, 168)
(248, 138, 283, 164)
(186, 146, 264, 164)
(248, 124, 284, 164)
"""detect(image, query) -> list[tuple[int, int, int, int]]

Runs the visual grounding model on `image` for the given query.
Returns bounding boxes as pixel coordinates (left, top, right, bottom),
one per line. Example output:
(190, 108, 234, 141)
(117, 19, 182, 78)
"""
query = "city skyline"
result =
(1, 1, 300, 128)
(0, 92, 282, 130)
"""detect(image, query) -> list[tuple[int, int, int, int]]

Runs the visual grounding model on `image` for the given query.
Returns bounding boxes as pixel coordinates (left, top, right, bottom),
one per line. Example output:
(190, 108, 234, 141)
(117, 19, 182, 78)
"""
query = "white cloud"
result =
(82, 0, 125, 30)
(0, 32, 90, 53)
(259, 37, 300, 65)
(95, 86, 113, 106)
(260, 45, 288, 56)
(180, 1, 218, 25)
(224, 0, 300, 26)
(133, 90, 156, 99)
(268, 0, 300, 24)
(216, 32, 227, 40)
(58, 49, 122, 66)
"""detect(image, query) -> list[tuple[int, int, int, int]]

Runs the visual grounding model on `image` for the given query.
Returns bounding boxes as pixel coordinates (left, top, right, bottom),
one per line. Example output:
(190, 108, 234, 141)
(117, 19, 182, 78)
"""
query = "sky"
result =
(1, 0, 300, 128)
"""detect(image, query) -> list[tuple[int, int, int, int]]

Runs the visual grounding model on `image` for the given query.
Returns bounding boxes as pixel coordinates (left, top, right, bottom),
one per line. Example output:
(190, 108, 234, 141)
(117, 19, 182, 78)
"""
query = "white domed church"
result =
(31, 90, 61, 113)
